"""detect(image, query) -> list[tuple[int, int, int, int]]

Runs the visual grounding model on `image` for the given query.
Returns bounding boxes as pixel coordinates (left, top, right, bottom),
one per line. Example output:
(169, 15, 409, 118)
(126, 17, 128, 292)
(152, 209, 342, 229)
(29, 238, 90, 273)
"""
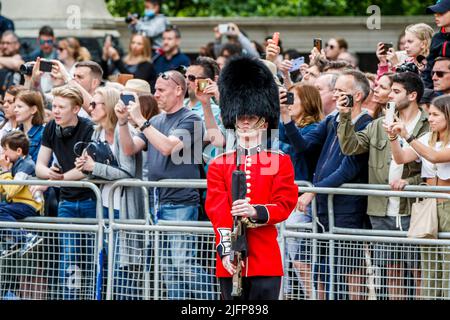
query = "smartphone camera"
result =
(197, 79, 208, 92)
(344, 94, 354, 108)
(120, 94, 135, 106)
(286, 92, 294, 105)
(39, 60, 54, 73)
(381, 42, 393, 55)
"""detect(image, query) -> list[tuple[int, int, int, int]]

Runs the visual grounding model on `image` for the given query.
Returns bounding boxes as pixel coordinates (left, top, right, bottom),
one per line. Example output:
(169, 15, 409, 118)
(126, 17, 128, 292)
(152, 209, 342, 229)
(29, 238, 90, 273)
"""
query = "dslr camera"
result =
(19, 62, 34, 76)
(125, 13, 140, 24)
(396, 62, 419, 74)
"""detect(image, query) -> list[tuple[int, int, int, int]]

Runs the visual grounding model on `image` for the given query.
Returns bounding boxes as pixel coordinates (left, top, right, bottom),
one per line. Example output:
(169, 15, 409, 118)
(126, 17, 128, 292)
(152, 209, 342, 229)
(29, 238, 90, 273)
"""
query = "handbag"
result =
(74, 141, 132, 177)
(407, 197, 438, 239)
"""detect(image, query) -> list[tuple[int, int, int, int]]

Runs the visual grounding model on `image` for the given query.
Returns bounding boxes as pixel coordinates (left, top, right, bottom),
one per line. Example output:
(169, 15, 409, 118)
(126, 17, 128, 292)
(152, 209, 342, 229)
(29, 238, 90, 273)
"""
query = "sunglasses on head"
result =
(39, 39, 54, 45)
(432, 70, 450, 78)
(159, 72, 181, 86)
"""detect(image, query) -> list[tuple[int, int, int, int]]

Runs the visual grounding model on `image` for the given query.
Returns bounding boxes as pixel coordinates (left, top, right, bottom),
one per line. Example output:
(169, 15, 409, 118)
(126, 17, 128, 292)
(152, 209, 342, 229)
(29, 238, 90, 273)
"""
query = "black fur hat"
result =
(218, 55, 280, 130)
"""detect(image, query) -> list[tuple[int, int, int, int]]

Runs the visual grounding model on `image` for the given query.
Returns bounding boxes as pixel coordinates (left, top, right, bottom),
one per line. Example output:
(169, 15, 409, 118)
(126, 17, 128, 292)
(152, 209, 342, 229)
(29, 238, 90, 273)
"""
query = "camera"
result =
(344, 94, 354, 108)
(396, 62, 419, 74)
(125, 13, 140, 24)
(19, 62, 34, 76)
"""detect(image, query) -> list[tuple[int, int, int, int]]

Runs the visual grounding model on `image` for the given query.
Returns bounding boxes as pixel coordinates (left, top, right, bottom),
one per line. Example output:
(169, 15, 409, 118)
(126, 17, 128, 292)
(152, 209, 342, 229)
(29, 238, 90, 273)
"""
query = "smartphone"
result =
(381, 42, 393, 55)
(218, 24, 229, 34)
(52, 162, 62, 172)
(39, 60, 53, 73)
(344, 94, 354, 108)
(385, 101, 396, 126)
(289, 57, 305, 72)
(313, 38, 322, 52)
(120, 94, 135, 106)
(286, 92, 294, 105)
(272, 32, 280, 46)
(197, 79, 208, 92)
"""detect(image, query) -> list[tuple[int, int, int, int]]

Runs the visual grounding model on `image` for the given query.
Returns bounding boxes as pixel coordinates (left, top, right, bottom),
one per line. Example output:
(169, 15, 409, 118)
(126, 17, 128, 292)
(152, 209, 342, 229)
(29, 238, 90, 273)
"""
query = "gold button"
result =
(247, 189, 251, 194)
(246, 170, 251, 174)
(247, 183, 251, 188)
(246, 197, 251, 202)
(246, 175, 251, 179)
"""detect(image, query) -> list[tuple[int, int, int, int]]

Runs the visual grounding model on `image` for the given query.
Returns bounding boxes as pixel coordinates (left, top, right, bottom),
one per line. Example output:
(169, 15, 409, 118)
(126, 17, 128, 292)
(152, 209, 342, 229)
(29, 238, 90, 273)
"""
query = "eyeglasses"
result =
(0, 41, 16, 46)
(89, 101, 104, 109)
(39, 39, 54, 46)
(432, 70, 450, 78)
(186, 74, 206, 82)
(159, 72, 181, 86)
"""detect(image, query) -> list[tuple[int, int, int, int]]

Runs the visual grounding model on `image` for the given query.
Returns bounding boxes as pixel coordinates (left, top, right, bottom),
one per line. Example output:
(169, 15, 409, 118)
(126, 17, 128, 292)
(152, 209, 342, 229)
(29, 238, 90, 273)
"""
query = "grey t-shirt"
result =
(138, 107, 204, 205)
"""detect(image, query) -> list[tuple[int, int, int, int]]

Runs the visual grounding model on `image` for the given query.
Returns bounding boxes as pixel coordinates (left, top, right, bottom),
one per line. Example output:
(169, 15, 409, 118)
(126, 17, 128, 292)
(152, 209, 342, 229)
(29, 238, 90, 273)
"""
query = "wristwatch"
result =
(139, 119, 152, 132)
(406, 134, 416, 144)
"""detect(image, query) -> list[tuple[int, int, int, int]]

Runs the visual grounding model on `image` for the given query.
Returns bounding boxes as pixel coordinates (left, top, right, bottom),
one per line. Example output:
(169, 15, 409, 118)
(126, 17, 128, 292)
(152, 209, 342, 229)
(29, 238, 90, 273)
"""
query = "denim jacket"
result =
(22, 125, 44, 163)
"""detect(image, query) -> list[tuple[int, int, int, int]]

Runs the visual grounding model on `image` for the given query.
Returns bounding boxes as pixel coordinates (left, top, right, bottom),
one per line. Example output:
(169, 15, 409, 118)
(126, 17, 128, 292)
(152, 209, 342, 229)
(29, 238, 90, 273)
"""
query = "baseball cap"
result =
(427, 0, 450, 14)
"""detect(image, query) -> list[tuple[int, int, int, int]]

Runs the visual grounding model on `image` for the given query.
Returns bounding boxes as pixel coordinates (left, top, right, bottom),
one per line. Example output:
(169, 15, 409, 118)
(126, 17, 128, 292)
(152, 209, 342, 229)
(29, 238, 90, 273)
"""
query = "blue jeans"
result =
(151, 203, 214, 300)
(58, 199, 96, 300)
(0, 202, 38, 244)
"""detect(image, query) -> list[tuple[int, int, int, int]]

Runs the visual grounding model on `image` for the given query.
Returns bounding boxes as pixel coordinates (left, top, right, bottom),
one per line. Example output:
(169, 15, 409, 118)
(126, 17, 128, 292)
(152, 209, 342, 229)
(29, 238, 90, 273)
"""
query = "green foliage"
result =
(105, 0, 437, 17)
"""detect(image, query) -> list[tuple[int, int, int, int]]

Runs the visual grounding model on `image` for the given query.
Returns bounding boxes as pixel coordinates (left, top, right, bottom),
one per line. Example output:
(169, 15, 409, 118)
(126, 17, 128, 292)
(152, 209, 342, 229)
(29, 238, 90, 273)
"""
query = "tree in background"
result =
(106, 0, 436, 17)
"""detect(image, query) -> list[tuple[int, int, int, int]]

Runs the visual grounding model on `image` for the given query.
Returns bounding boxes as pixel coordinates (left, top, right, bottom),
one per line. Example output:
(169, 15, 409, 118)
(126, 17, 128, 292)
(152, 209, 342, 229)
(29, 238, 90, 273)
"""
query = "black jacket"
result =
(422, 27, 450, 89)
(102, 59, 157, 92)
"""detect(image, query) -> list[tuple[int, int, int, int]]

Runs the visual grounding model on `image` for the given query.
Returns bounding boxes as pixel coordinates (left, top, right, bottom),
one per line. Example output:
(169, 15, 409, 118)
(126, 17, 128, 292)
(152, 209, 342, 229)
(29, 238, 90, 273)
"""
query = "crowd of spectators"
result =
(1, 0, 450, 301)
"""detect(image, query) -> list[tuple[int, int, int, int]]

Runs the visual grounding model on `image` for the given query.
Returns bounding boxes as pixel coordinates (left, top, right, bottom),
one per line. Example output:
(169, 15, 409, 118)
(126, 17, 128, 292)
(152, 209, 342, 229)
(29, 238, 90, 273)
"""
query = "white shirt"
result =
(414, 132, 450, 181)
(386, 111, 421, 217)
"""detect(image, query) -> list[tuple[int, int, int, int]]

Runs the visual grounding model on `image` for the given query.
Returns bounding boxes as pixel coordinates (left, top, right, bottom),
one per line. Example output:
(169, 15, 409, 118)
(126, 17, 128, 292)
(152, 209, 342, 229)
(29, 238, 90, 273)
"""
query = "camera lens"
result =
(19, 63, 33, 76)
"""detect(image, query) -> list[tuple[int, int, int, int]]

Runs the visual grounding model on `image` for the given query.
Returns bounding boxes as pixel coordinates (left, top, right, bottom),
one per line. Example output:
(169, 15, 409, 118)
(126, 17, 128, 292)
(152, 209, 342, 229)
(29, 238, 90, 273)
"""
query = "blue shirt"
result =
(153, 51, 191, 74)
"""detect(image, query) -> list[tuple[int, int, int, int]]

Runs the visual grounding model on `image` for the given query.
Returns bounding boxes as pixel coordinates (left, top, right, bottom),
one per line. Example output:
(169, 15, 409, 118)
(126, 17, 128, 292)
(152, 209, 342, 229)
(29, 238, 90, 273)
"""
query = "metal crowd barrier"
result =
(2, 179, 450, 300)
(0, 180, 103, 300)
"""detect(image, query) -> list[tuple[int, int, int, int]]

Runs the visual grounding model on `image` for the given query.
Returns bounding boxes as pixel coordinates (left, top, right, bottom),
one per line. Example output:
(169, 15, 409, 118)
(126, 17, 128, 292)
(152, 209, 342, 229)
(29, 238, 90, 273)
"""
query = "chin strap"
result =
(235, 117, 266, 135)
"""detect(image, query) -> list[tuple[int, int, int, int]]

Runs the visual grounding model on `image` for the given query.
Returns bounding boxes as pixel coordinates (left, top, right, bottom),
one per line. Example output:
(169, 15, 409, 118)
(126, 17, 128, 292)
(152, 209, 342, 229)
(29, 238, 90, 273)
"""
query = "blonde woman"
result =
(57, 37, 91, 74)
(377, 23, 434, 78)
(102, 34, 157, 90)
(385, 94, 450, 299)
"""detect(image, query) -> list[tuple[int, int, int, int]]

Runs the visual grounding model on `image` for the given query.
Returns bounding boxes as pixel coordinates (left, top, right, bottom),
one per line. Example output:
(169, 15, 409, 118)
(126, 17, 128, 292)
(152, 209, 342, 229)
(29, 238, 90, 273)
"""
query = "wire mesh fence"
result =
(107, 226, 220, 300)
(0, 227, 99, 300)
(283, 231, 450, 300)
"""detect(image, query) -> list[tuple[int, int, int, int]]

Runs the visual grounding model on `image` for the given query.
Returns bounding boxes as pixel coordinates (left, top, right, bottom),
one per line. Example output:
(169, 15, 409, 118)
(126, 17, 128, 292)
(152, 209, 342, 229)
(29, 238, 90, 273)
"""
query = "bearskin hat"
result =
(218, 55, 280, 131)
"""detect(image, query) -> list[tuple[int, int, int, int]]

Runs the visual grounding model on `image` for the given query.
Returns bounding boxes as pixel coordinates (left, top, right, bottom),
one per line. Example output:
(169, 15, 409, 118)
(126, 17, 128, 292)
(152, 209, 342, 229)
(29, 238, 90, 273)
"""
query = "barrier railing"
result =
(0, 180, 103, 300)
(2, 179, 450, 300)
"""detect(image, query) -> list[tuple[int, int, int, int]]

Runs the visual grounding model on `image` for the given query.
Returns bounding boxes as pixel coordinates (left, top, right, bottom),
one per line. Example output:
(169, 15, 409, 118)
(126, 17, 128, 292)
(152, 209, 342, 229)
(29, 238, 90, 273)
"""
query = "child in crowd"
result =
(0, 131, 43, 258)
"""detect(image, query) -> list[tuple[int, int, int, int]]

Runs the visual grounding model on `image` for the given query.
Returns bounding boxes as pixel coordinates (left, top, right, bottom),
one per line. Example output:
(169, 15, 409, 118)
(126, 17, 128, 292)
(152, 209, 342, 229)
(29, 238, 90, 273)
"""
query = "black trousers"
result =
(219, 276, 281, 300)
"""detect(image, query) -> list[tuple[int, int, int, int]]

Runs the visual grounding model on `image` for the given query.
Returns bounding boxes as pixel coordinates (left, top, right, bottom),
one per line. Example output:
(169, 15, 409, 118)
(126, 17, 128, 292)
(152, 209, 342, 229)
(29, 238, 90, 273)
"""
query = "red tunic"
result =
(205, 148, 298, 278)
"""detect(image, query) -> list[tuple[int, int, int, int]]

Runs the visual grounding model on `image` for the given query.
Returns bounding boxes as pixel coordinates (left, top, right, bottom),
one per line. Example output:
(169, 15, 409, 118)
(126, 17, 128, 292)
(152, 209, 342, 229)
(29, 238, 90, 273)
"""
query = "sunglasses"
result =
(432, 70, 450, 78)
(186, 74, 206, 82)
(159, 72, 181, 86)
(39, 39, 54, 45)
(89, 101, 104, 109)
(57, 47, 65, 52)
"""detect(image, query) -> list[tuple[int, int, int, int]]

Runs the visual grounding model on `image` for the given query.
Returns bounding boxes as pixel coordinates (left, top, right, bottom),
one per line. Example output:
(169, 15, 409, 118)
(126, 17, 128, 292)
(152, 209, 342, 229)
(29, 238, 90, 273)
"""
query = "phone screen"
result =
(286, 92, 294, 105)
(39, 60, 53, 73)
(120, 94, 135, 106)
(218, 24, 229, 34)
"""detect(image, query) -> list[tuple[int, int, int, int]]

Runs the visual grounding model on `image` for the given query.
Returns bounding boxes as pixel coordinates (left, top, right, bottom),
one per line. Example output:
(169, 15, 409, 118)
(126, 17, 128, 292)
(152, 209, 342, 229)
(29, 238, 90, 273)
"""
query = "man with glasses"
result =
(25, 26, 57, 63)
(337, 71, 428, 300)
(0, 31, 23, 71)
(183, 57, 224, 158)
(116, 70, 213, 299)
(153, 26, 190, 74)
(432, 57, 450, 94)
(292, 70, 372, 300)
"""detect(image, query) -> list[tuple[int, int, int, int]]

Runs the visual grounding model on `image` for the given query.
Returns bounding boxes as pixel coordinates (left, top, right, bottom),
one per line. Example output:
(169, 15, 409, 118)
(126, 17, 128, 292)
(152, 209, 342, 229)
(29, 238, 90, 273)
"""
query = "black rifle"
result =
(230, 169, 248, 297)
